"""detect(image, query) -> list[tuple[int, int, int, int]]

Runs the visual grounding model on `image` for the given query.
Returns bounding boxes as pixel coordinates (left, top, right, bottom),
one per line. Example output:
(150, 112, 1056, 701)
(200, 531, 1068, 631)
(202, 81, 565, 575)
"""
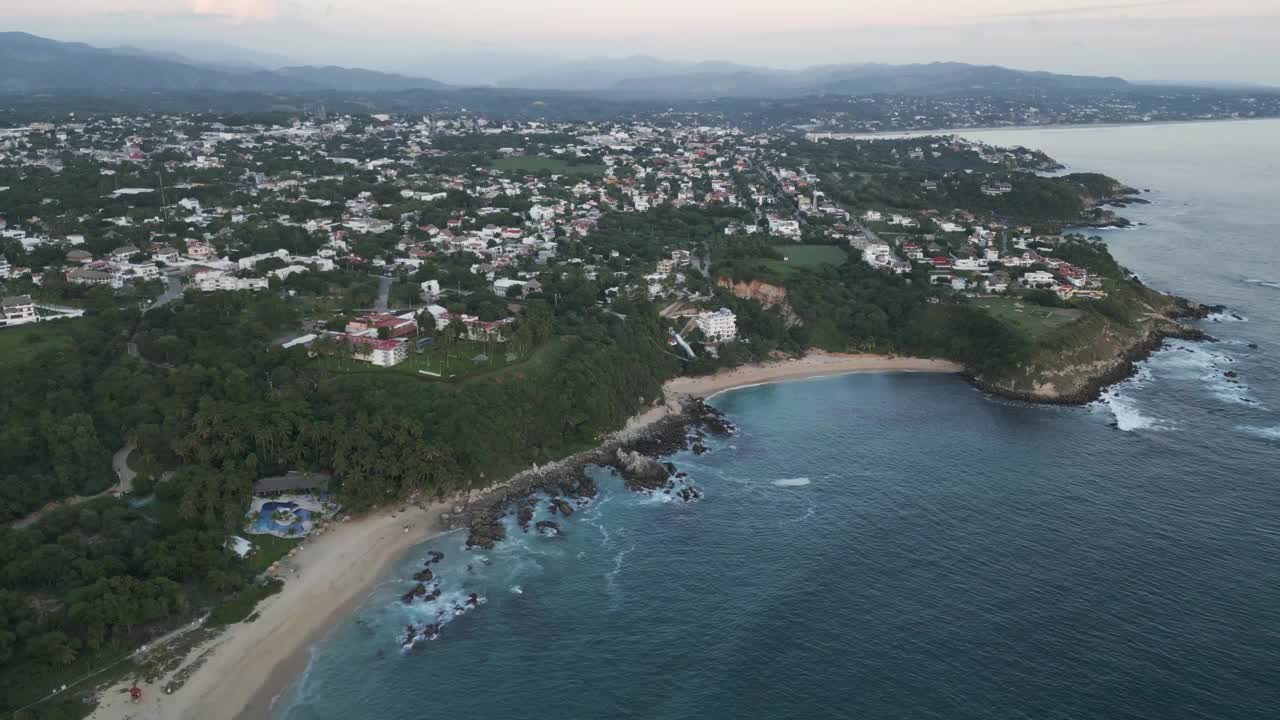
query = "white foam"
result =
(772, 477, 812, 487)
(1244, 278, 1280, 290)
(1237, 425, 1280, 441)
(1206, 311, 1248, 323)
(510, 585, 523, 595)
(1095, 390, 1166, 432)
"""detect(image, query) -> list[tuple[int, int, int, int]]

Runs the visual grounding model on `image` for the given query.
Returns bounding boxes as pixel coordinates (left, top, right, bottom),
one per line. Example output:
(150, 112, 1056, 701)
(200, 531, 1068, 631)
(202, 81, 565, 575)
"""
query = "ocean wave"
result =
(1206, 311, 1248, 323)
(772, 477, 812, 487)
(1236, 425, 1280, 441)
(510, 585, 523, 595)
(1154, 341, 1260, 407)
(1244, 278, 1280, 290)
(1095, 388, 1168, 432)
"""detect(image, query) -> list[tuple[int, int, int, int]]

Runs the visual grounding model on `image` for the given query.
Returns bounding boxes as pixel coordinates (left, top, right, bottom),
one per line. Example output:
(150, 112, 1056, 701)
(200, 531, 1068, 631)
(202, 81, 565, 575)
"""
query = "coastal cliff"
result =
(717, 277, 802, 326)
(972, 294, 1214, 405)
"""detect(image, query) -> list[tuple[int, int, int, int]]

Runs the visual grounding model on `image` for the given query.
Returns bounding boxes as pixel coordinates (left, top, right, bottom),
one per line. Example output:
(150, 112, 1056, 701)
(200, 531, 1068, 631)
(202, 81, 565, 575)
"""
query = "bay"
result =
(275, 120, 1280, 720)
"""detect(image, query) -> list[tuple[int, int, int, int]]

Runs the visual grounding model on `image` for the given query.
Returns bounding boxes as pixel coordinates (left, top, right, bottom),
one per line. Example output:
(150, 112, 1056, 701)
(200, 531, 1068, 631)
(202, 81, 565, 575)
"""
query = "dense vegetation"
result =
(0, 275, 681, 715)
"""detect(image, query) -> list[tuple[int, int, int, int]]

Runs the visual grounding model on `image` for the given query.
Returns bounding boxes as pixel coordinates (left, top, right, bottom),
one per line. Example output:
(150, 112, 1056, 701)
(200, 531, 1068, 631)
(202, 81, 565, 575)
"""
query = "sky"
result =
(2, 0, 1279, 86)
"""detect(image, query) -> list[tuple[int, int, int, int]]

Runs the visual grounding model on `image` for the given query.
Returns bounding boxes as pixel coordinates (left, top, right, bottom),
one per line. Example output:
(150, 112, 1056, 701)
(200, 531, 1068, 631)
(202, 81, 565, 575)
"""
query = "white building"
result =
(492, 278, 527, 298)
(1023, 270, 1056, 288)
(695, 308, 738, 343)
(420, 279, 441, 300)
(342, 334, 408, 367)
(1, 295, 37, 326)
(194, 270, 269, 292)
(0, 258, 9, 279)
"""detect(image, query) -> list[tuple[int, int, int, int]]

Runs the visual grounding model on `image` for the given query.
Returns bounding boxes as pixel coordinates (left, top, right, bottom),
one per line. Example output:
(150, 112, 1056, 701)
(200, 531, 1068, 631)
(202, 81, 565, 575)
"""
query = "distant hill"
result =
(0, 32, 448, 93)
(507, 60, 1131, 99)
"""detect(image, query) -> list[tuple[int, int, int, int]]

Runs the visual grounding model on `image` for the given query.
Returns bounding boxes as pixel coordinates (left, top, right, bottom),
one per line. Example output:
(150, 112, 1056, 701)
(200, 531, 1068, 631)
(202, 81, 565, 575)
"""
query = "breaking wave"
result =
(772, 477, 812, 487)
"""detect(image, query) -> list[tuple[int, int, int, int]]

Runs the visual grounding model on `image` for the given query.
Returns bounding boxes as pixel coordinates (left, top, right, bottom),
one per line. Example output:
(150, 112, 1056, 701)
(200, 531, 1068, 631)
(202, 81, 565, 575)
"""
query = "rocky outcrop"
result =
(717, 278, 802, 326)
(611, 449, 671, 490)
(534, 520, 560, 536)
(549, 497, 574, 517)
(974, 306, 1215, 406)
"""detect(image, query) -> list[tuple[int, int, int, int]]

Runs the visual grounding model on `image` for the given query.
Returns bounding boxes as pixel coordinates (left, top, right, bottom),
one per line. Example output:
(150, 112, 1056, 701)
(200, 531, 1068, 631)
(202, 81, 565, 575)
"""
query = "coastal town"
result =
(0, 110, 1214, 719)
(1, 114, 1129, 357)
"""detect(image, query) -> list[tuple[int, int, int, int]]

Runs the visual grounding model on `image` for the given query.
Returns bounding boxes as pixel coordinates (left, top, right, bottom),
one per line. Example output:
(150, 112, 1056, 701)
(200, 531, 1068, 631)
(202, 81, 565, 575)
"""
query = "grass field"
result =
(975, 298, 1084, 340)
(759, 244, 848, 274)
(492, 155, 605, 177)
(0, 322, 76, 368)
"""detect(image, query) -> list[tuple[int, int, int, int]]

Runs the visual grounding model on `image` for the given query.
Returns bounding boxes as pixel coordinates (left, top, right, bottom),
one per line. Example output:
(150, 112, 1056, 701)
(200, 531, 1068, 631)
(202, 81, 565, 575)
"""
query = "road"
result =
(145, 273, 184, 313)
(374, 274, 393, 312)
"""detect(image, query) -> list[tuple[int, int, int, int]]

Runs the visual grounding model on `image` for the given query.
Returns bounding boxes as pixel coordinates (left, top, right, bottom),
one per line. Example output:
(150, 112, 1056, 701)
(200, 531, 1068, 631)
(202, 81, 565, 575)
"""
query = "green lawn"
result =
(760, 244, 849, 274)
(492, 155, 605, 177)
(975, 298, 1084, 340)
(242, 534, 303, 575)
(0, 322, 76, 368)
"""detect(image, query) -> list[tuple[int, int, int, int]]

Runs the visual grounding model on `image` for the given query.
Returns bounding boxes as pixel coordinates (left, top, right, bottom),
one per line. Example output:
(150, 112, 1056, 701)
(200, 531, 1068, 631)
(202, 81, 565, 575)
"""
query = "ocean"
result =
(274, 120, 1280, 720)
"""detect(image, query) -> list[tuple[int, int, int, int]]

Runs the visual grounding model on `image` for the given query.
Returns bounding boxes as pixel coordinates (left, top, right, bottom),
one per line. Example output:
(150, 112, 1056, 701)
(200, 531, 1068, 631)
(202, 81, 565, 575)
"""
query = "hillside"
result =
(0, 32, 447, 94)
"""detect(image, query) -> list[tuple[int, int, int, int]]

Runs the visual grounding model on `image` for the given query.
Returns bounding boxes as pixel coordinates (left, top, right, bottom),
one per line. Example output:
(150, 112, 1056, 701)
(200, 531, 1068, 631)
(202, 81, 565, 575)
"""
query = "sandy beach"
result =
(84, 351, 960, 720)
(664, 351, 964, 400)
(89, 502, 450, 720)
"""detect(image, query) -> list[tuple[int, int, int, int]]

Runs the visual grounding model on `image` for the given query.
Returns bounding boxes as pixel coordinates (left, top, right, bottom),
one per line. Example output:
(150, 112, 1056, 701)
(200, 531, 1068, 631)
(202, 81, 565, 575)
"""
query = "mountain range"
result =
(0, 31, 1136, 99)
(0, 32, 448, 94)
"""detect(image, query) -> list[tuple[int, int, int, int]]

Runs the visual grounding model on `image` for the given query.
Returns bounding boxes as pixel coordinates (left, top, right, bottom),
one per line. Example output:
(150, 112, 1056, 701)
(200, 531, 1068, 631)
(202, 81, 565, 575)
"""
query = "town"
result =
(1, 114, 1124, 363)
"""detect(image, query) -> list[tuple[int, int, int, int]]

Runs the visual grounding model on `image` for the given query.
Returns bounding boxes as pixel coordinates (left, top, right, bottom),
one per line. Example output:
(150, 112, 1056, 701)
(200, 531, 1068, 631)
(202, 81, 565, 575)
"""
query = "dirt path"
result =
(8, 443, 137, 530)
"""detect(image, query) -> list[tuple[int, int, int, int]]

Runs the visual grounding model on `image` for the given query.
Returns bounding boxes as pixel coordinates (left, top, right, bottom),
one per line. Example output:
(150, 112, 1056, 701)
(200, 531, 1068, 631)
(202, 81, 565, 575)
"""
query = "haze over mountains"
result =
(0, 31, 1228, 101)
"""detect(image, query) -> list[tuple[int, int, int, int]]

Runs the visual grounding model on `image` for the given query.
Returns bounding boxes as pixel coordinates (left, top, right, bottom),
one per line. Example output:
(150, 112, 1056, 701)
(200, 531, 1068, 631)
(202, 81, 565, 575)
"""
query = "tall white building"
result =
(695, 308, 737, 343)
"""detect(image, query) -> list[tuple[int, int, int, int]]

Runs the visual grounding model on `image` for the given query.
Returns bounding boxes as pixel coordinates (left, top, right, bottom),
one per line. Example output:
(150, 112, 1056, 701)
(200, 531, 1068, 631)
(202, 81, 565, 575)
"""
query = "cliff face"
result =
(717, 277, 802, 326)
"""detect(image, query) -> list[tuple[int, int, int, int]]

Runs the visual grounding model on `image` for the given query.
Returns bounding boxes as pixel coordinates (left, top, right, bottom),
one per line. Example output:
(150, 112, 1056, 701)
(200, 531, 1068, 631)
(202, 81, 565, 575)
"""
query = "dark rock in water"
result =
(413, 568, 434, 582)
(467, 592, 480, 607)
(431, 588, 442, 599)
(401, 590, 417, 604)
(676, 471, 688, 479)
(403, 625, 417, 645)
(691, 442, 708, 455)
(663, 462, 678, 474)
(412, 582, 427, 597)
(1248, 343, 1259, 349)
(549, 497, 574, 517)
(466, 514, 506, 550)
(425, 550, 445, 565)
(1224, 370, 1239, 378)
(534, 520, 561, 536)
(676, 486, 703, 502)
(517, 505, 534, 531)
(612, 448, 671, 490)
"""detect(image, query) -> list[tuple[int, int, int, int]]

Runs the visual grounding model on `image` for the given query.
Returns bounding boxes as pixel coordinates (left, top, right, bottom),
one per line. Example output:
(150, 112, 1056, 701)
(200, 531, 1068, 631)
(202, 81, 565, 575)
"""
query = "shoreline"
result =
(84, 352, 962, 720)
(807, 116, 1279, 140)
(663, 351, 964, 401)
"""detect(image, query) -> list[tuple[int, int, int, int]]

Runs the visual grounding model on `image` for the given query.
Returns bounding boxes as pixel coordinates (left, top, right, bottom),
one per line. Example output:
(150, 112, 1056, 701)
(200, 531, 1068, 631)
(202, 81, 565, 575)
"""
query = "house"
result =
(67, 263, 124, 289)
(154, 246, 180, 263)
(65, 249, 93, 264)
(111, 245, 140, 261)
(341, 334, 408, 367)
(1, 295, 37, 326)
(695, 308, 737, 342)
(185, 239, 214, 259)
(984, 272, 1011, 293)
(1023, 270, 1056, 288)
(420, 279, 441, 300)
(492, 278, 528, 298)
(0, 258, 9, 279)
(931, 256, 953, 271)
(346, 313, 417, 338)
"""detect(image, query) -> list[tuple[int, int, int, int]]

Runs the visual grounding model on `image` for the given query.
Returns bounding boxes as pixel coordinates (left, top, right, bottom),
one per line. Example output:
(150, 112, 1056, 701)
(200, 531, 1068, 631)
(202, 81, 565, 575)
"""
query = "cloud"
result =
(186, 0, 280, 21)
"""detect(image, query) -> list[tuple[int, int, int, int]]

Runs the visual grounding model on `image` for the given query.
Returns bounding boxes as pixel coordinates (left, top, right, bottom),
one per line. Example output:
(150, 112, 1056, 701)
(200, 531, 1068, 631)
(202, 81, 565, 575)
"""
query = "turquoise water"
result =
(275, 120, 1280, 719)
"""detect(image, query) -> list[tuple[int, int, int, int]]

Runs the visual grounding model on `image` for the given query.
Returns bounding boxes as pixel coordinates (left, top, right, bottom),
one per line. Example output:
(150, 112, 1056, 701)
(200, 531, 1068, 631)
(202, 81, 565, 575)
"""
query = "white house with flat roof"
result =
(695, 308, 737, 343)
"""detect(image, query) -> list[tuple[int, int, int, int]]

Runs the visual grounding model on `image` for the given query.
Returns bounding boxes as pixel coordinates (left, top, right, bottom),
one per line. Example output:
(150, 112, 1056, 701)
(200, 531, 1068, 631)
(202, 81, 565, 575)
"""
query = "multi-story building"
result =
(1, 294, 37, 326)
(695, 308, 738, 343)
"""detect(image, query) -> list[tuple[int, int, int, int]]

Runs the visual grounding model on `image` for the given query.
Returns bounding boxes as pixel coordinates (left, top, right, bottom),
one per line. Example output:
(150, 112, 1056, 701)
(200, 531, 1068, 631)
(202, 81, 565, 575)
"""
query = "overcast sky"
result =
(3, 0, 1278, 85)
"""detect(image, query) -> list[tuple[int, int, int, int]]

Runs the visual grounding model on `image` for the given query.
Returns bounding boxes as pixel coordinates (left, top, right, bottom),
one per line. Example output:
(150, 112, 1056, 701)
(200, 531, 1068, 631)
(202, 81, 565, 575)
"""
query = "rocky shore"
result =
(442, 397, 733, 551)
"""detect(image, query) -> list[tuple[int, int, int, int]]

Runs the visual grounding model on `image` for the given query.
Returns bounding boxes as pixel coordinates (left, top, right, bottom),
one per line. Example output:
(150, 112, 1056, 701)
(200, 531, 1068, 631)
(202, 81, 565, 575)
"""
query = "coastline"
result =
(89, 503, 451, 720)
(808, 116, 1279, 141)
(85, 352, 962, 720)
(664, 351, 964, 400)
